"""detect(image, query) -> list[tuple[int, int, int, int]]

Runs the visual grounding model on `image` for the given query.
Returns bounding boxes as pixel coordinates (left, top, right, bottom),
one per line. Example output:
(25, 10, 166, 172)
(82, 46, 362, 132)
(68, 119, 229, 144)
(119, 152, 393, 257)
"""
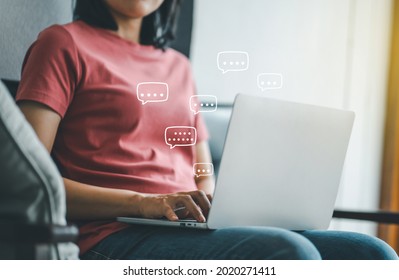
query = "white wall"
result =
(191, 0, 393, 235)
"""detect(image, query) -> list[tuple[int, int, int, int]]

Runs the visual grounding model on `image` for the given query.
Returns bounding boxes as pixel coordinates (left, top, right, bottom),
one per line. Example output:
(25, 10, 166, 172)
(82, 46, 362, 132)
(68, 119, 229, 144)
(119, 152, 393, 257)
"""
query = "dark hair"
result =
(73, 0, 181, 50)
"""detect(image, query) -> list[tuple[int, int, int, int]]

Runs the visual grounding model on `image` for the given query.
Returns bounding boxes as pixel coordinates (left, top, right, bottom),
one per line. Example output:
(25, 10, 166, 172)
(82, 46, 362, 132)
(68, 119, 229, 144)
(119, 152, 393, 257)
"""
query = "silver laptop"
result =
(117, 94, 355, 230)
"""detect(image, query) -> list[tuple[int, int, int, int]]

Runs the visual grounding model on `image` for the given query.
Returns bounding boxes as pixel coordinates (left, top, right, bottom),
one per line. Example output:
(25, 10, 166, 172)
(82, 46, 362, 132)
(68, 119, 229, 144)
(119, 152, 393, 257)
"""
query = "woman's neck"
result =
(108, 9, 142, 43)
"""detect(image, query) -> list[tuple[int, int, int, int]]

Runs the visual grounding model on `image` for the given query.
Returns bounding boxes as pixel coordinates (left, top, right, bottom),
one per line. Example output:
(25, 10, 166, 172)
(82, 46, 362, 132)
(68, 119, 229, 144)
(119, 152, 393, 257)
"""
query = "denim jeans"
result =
(80, 225, 399, 260)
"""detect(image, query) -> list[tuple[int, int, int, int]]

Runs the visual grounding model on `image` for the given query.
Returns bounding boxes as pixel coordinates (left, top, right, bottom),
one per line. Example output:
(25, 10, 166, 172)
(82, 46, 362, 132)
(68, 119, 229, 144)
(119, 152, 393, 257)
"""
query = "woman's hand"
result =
(138, 190, 211, 222)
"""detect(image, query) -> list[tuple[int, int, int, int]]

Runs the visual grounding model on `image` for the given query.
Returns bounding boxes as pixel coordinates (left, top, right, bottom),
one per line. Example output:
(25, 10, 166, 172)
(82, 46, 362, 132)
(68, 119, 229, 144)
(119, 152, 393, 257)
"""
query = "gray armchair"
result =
(0, 0, 78, 260)
(0, 81, 79, 259)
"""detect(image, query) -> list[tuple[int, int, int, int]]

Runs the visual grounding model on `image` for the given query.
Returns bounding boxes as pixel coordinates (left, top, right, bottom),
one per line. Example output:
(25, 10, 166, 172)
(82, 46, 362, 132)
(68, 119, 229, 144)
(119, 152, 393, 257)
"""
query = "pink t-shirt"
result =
(16, 20, 209, 255)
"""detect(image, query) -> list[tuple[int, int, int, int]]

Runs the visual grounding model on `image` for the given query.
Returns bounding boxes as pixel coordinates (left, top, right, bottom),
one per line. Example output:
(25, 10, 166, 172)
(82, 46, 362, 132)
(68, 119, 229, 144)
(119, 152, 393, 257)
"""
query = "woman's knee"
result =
(218, 227, 321, 260)
(301, 230, 398, 260)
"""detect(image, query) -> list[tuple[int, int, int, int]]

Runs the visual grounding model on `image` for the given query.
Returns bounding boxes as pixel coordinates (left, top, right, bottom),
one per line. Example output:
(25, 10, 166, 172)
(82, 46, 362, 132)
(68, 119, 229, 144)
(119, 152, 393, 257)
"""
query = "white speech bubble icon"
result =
(137, 82, 169, 105)
(190, 95, 218, 115)
(193, 163, 214, 178)
(165, 126, 197, 149)
(257, 73, 283, 91)
(217, 51, 249, 74)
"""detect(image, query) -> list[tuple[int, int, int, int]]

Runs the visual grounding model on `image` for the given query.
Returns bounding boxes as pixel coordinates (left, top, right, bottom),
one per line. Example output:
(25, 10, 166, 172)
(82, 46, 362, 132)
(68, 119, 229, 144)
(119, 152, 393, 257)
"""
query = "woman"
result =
(16, 0, 398, 260)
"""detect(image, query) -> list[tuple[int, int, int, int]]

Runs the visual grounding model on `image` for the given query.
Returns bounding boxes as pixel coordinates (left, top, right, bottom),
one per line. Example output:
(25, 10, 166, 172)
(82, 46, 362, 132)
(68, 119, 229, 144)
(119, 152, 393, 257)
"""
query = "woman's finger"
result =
(175, 194, 206, 222)
(163, 204, 179, 221)
(189, 190, 211, 217)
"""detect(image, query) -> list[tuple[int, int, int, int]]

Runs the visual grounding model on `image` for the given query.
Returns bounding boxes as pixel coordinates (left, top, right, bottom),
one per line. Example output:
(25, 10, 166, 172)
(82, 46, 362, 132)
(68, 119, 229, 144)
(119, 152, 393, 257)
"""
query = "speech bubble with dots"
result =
(137, 82, 169, 105)
(217, 51, 249, 74)
(257, 73, 283, 91)
(193, 163, 214, 178)
(165, 126, 197, 149)
(189, 95, 218, 115)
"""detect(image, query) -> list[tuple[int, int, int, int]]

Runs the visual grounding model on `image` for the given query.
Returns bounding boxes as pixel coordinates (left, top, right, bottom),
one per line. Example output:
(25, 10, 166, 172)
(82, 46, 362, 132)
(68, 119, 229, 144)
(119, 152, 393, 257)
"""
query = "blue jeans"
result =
(80, 225, 398, 260)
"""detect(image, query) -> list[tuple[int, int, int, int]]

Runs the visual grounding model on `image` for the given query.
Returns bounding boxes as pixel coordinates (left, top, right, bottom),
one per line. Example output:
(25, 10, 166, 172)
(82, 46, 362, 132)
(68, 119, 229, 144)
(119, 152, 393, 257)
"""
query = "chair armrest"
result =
(0, 223, 78, 244)
(333, 209, 399, 224)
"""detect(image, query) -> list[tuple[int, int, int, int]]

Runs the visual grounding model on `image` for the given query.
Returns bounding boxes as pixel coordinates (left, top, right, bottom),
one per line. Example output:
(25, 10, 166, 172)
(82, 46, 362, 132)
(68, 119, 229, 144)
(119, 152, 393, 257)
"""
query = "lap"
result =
(80, 225, 398, 260)
(81, 225, 320, 260)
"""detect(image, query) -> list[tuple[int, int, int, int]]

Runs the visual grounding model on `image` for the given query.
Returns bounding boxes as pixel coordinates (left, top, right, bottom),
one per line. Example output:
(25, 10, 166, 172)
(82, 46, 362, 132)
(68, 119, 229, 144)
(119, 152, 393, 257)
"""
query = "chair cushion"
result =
(0, 81, 78, 259)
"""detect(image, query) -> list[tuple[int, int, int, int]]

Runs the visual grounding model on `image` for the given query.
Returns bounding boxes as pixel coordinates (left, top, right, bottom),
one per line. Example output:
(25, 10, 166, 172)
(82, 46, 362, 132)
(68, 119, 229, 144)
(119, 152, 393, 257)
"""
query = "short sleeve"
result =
(16, 25, 80, 118)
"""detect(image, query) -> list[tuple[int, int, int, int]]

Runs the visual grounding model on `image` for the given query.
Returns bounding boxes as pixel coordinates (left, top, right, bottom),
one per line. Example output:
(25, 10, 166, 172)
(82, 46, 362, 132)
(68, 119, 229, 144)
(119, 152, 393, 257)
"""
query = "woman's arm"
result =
(18, 101, 210, 222)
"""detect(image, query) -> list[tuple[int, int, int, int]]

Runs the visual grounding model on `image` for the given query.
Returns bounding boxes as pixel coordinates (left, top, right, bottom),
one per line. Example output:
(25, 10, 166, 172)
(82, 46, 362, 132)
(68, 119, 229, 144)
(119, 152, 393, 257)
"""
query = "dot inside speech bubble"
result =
(165, 126, 197, 149)
(217, 51, 249, 74)
(190, 95, 218, 114)
(257, 73, 283, 91)
(137, 82, 169, 105)
(193, 163, 214, 178)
